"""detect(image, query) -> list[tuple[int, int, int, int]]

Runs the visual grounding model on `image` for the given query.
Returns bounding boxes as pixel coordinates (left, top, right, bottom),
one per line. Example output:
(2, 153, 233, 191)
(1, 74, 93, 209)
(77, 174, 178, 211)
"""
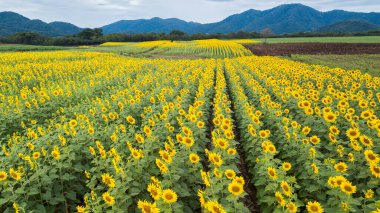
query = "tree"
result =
(7, 32, 47, 45)
(261, 28, 273, 43)
(77, 28, 103, 40)
(169, 30, 186, 41)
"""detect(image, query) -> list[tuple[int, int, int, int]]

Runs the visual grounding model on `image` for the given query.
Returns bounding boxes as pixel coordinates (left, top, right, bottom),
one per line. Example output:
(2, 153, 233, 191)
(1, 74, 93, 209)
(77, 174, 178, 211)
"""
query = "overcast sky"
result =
(1, 0, 379, 28)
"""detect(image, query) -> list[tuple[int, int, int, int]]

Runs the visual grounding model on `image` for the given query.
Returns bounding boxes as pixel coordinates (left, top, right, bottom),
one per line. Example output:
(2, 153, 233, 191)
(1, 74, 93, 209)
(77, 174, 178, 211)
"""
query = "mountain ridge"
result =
(1, 4, 380, 36)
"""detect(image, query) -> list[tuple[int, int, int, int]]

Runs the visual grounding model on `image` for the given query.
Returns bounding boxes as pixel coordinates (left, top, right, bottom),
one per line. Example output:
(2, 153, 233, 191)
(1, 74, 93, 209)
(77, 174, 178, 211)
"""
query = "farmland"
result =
(94, 39, 254, 58)
(0, 40, 379, 213)
(257, 36, 380, 44)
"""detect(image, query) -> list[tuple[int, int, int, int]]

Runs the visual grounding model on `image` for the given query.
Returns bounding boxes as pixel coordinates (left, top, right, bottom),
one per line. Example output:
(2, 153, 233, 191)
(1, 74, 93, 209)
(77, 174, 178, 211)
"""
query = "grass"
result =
(286, 54, 380, 76)
(257, 36, 380, 44)
(0, 44, 69, 52)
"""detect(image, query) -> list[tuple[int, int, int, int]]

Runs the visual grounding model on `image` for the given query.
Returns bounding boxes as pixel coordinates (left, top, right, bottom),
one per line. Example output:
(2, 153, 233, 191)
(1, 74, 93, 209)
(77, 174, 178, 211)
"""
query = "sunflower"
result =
(208, 152, 223, 167)
(267, 167, 277, 180)
(225, 169, 236, 180)
(324, 112, 337, 123)
(126, 116, 136, 124)
(346, 128, 360, 139)
(365, 189, 374, 199)
(213, 168, 222, 178)
(143, 126, 152, 137)
(201, 170, 211, 187)
(206, 200, 226, 213)
(311, 163, 319, 174)
(341, 202, 349, 212)
(227, 148, 236, 155)
(360, 135, 373, 147)
(189, 153, 200, 164)
(137, 200, 160, 213)
(361, 110, 372, 119)
(329, 126, 340, 135)
(0, 171, 7, 181)
(369, 163, 380, 178)
(310, 136, 321, 145)
(159, 150, 172, 163)
(182, 127, 192, 136)
(335, 176, 347, 186)
(287, 202, 298, 213)
(162, 189, 178, 204)
(275, 191, 286, 206)
(131, 148, 143, 159)
(327, 176, 337, 188)
(228, 181, 244, 196)
(215, 138, 229, 150)
(282, 162, 292, 171)
(340, 181, 356, 195)
(32, 152, 41, 159)
(147, 183, 161, 200)
(76, 205, 86, 213)
(51, 149, 60, 160)
(281, 181, 292, 197)
(155, 159, 168, 174)
(135, 134, 145, 144)
(183, 137, 194, 148)
(69, 119, 78, 127)
(197, 121, 205, 128)
(302, 126, 311, 135)
(268, 144, 276, 154)
(102, 192, 115, 206)
(259, 130, 270, 139)
(101, 173, 116, 188)
(334, 162, 348, 173)
(233, 176, 245, 186)
(364, 150, 379, 164)
(306, 201, 324, 213)
(88, 127, 95, 135)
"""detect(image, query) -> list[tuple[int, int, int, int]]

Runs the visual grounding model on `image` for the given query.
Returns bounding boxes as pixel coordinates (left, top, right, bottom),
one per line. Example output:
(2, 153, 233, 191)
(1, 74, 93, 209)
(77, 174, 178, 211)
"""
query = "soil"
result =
(245, 43, 380, 56)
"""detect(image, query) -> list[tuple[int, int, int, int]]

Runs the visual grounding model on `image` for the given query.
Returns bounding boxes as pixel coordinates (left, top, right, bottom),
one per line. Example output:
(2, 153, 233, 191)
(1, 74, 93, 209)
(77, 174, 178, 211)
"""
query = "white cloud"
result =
(0, 0, 379, 27)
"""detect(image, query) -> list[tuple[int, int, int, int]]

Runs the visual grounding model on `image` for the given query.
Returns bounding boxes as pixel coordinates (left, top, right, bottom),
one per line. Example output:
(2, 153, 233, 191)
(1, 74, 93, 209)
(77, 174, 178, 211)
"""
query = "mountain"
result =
(316, 20, 379, 33)
(1, 4, 380, 36)
(101, 4, 380, 34)
(0, 11, 82, 36)
(48, 22, 82, 35)
(102, 17, 202, 34)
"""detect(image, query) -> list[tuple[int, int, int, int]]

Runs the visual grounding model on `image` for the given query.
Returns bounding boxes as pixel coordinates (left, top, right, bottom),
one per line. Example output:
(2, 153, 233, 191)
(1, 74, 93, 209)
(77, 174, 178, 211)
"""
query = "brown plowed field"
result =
(245, 43, 380, 56)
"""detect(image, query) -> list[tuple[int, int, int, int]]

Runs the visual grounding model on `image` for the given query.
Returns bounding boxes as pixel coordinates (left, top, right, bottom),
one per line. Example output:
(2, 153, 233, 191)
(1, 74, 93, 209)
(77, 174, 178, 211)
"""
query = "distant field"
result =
(257, 36, 380, 43)
(95, 39, 253, 58)
(286, 54, 380, 76)
(0, 44, 68, 52)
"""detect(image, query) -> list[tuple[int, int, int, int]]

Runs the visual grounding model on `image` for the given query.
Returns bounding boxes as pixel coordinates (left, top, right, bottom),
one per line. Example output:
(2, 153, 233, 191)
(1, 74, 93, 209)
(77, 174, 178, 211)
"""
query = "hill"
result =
(315, 20, 379, 33)
(1, 4, 380, 36)
(102, 4, 380, 34)
(0, 11, 82, 36)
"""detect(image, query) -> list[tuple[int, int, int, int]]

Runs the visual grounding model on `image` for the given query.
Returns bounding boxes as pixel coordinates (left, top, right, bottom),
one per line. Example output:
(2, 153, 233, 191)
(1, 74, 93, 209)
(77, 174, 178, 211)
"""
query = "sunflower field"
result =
(98, 39, 253, 58)
(0, 50, 379, 213)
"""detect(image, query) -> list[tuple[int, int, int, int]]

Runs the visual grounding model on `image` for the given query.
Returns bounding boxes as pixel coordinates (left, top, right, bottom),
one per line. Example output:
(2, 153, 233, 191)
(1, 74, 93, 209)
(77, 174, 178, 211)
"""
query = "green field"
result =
(258, 36, 380, 43)
(286, 54, 380, 76)
(0, 44, 69, 52)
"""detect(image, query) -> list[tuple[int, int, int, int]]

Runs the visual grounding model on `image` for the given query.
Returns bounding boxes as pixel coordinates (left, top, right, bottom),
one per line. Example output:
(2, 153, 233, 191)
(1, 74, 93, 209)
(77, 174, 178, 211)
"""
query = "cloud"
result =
(0, 0, 379, 27)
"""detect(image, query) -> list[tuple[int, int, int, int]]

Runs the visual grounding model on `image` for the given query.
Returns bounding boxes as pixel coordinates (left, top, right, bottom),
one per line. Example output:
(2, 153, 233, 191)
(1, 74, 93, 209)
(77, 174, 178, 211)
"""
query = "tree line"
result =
(0, 28, 379, 46)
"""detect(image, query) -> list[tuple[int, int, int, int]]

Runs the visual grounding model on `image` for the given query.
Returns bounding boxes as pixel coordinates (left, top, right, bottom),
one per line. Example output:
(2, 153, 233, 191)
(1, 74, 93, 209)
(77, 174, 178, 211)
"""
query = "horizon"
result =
(1, 1, 380, 28)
